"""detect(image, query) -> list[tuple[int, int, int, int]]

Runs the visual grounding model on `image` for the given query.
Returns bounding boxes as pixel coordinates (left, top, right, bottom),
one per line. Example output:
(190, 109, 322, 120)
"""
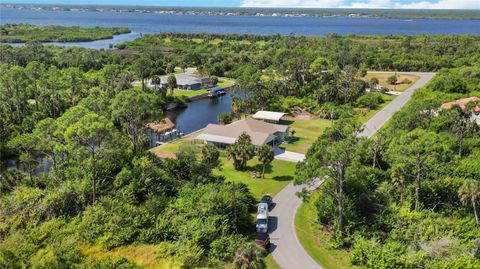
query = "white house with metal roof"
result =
(149, 73, 210, 90)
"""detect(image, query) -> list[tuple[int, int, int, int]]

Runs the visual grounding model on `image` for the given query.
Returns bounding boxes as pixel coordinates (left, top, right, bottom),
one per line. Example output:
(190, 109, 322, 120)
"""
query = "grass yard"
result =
(218, 77, 235, 88)
(172, 88, 209, 98)
(214, 156, 296, 200)
(78, 244, 181, 269)
(151, 139, 295, 200)
(280, 118, 332, 154)
(364, 72, 420, 92)
(295, 192, 358, 269)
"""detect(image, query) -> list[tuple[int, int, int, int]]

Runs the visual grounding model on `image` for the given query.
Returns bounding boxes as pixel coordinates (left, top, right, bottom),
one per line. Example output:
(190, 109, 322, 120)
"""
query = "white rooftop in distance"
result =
(252, 111, 287, 122)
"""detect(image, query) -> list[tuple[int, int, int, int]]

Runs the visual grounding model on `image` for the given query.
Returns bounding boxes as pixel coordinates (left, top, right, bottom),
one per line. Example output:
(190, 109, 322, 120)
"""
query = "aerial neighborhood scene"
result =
(1, 1, 480, 269)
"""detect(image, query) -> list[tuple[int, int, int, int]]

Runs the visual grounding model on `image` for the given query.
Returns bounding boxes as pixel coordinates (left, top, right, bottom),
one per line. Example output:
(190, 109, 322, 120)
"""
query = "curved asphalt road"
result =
(270, 72, 436, 269)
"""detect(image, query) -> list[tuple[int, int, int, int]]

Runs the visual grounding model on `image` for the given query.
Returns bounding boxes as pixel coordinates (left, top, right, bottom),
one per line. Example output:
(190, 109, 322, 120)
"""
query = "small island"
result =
(0, 24, 131, 43)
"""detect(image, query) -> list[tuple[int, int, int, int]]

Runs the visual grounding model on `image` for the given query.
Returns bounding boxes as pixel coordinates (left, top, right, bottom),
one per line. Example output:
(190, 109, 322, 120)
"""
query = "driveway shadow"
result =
(268, 242, 277, 253)
(268, 216, 278, 233)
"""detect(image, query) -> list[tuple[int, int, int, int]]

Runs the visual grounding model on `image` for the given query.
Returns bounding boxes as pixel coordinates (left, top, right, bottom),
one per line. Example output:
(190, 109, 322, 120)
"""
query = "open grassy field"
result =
(280, 118, 332, 154)
(295, 192, 358, 269)
(78, 244, 180, 269)
(364, 72, 419, 92)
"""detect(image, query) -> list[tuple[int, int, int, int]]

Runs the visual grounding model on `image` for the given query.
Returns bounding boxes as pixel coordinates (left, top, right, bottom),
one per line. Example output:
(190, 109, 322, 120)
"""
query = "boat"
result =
(207, 86, 226, 98)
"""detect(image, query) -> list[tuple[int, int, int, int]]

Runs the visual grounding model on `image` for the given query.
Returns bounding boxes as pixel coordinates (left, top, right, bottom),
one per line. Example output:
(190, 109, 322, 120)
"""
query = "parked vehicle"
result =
(256, 208, 269, 233)
(255, 233, 271, 249)
(260, 194, 272, 209)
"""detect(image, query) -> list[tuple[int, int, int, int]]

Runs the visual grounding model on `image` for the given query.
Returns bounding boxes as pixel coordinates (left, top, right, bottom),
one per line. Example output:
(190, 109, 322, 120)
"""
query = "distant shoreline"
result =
(0, 24, 131, 43)
(2, 3, 480, 20)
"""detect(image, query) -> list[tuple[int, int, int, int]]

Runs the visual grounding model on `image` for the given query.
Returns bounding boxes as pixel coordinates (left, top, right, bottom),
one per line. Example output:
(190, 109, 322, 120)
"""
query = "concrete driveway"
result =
(274, 146, 305, 162)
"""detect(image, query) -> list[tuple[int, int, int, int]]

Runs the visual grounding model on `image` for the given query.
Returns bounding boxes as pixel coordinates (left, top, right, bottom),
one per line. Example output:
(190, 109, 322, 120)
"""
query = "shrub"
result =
(357, 93, 384, 109)
(428, 73, 468, 93)
(387, 75, 398, 85)
(401, 78, 412, 84)
(217, 112, 233, 124)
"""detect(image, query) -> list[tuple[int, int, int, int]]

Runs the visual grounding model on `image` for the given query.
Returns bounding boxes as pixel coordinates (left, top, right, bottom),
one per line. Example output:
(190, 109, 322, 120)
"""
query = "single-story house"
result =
(195, 118, 289, 149)
(440, 96, 480, 124)
(252, 111, 287, 123)
(148, 73, 210, 90)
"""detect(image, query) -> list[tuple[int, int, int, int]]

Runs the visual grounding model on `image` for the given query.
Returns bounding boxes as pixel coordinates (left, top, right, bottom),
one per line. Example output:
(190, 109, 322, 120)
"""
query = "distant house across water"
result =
(148, 72, 210, 90)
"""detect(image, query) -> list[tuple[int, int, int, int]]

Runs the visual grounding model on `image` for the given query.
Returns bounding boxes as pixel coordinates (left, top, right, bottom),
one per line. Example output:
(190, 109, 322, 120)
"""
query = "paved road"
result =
(358, 72, 436, 138)
(270, 72, 435, 269)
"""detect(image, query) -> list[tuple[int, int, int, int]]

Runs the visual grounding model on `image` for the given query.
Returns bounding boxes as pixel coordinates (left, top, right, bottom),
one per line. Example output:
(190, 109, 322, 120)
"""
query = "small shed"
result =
(252, 111, 287, 123)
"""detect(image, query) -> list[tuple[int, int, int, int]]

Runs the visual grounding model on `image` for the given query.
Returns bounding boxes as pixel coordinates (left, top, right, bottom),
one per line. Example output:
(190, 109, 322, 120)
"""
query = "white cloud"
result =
(241, 0, 343, 8)
(341, 0, 392, 8)
(241, 0, 480, 9)
(394, 0, 480, 9)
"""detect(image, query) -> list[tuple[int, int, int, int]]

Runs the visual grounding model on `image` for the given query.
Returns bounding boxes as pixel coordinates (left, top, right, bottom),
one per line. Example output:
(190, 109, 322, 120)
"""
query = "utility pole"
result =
(394, 71, 397, 91)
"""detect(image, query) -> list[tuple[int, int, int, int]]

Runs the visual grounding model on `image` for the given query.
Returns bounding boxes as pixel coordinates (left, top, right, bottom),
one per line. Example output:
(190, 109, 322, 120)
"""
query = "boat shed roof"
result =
(252, 111, 287, 122)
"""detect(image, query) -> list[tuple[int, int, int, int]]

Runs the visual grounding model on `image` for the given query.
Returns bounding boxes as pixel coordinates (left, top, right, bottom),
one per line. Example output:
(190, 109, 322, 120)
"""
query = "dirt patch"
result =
(291, 106, 312, 120)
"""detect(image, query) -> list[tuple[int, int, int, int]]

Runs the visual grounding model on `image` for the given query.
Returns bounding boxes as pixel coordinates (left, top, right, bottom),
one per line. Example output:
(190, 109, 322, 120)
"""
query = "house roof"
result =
(252, 111, 287, 122)
(441, 97, 480, 112)
(160, 73, 203, 86)
(145, 118, 175, 133)
(195, 118, 288, 146)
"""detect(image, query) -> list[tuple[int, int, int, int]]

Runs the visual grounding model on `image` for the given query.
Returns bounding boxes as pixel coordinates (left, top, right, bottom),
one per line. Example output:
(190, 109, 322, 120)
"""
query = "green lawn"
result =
(172, 88, 209, 98)
(295, 192, 358, 269)
(218, 77, 235, 88)
(214, 156, 296, 200)
(280, 118, 332, 154)
(151, 138, 193, 155)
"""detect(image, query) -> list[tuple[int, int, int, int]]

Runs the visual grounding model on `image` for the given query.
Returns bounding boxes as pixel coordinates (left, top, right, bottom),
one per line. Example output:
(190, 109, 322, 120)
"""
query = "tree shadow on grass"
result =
(272, 175, 293, 181)
(251, 163, 273, 174)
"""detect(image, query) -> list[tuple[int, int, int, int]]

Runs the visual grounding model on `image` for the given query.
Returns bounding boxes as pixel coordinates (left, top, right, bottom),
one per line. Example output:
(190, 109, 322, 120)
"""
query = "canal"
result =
(1, 90, 237, 173)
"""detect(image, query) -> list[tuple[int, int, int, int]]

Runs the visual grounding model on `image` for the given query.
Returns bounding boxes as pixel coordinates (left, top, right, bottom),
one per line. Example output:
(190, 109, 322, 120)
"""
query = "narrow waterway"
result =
(1, 91, 237, 173)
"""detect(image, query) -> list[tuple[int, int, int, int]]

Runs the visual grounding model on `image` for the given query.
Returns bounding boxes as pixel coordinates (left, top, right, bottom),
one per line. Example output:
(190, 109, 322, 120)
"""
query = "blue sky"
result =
(5, 0, 480, 9)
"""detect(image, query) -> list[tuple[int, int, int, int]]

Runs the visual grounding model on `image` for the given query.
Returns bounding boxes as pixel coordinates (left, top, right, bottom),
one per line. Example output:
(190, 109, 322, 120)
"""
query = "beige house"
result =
(195, 118, 289, 149)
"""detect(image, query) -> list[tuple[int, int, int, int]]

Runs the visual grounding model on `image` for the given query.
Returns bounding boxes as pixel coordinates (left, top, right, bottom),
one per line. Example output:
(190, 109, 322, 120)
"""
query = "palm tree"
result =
(236, 133, 256, 169)
(167, 74, 177, 96)
(232, 96, 243, 119)
(226, 145, 240, 169)
(151, 75, 161, 91)
(458, 179, 480, 226)
(257, 145, 274, 178)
